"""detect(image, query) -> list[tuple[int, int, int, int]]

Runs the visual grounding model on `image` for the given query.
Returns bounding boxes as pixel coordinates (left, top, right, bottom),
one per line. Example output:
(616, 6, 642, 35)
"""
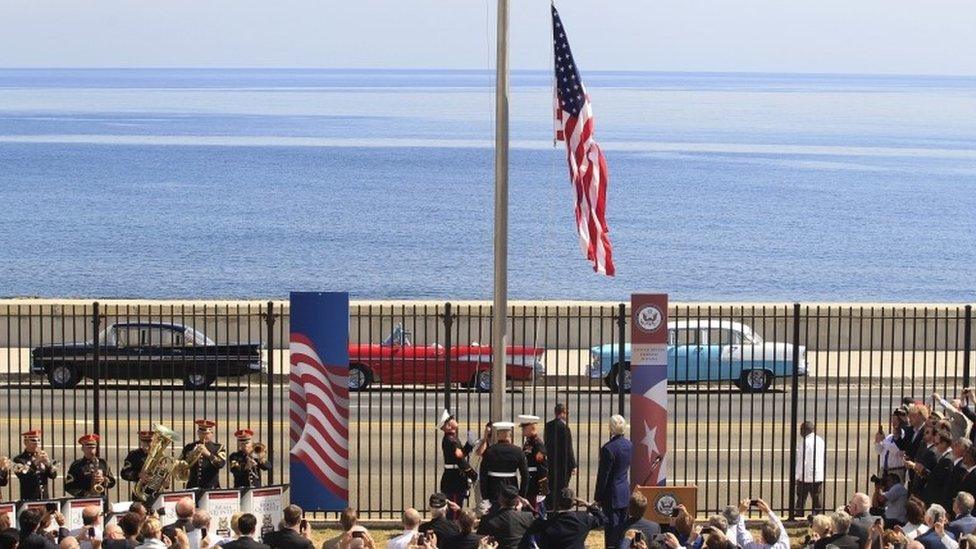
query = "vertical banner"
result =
(241, 485, 287, 538)
(630, 294, 669, 487)
(199, 490, 241, 539)
(289, 292, 349, 511)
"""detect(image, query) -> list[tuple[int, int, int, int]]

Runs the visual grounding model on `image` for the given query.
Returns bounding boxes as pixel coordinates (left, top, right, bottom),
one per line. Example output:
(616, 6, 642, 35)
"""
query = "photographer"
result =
(526, 488, 605, 548)
(612, 492, 660, 549)
(731, 499, 789, 549)
(873, 472, 909, 527)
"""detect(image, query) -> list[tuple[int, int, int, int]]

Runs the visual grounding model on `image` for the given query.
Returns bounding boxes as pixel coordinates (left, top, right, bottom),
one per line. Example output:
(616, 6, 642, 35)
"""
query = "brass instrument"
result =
(134, 424, 182, 501)
(248, 443, 266, 466)
(0, 457, 25, 474)
(84, 458, 106, 495)
(172, 441, 206, 482)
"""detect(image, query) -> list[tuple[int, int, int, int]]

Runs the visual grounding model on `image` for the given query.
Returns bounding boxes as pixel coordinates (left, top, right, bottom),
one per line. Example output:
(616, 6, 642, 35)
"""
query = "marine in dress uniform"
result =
(181, 419, 227, 490)
(518, 415, 548, 513)
(13, 429, 59, 501)
(65, 433, 117, 498)
(120, 430, 154, 501)
(437, 410, 477, 518)
(229, 428, 271, 488)
(478, 422, 529, 513)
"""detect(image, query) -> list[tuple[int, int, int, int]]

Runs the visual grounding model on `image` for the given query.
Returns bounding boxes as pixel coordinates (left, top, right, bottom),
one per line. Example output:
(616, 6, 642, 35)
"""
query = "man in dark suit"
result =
(595, 415, 631, 549)
(476, 485, 535, 549)
(613, 492, 660, 548)
(527, 488, 605, 549)
(262, 505, 313, 549)
(844, 493, 881, 547)
(906, 427, 939, 500)
(960, 446, 976, 498)
(161, 497, 195, 542)
(813, 512, 860, 549)
(545, 404, 577, 510)
(907, 430, 952, 506)
(948, 491, 976, 538)
(223, 514, 270, 549)
(898, 405, 929, 492)
(916, 505, 952, 549)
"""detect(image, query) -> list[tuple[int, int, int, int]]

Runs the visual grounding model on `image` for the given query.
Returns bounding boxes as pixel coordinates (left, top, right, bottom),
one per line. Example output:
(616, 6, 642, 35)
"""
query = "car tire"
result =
(737, 369, 773, 393)
(47, 364, 81, 389)
(471, 370, 492, 392)
(348, 364, 372, 391)
(183, 373, 216, 390)
(604, 362, 631, 393)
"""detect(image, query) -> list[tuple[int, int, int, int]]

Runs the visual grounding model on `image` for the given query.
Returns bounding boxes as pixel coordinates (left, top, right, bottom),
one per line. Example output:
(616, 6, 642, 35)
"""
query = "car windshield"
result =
(95, 325, 214, 346)
(382, 324, 412, 346)
(184, 327, 215, 346)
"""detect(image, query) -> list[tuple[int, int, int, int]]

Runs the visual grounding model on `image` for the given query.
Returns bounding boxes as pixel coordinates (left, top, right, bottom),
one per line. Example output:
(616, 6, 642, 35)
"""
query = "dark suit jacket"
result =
(161, 518, 193, 542)
(419, 515, 460, 547)
(595, 435, 631, 510)
(476, 508, 536, 549)
(849, 513, 881, 546)
(529, 507, 606, 549)
(545, 419, 577, 490)
(814, 533, 861, 549)
(262, 528, 314, 549)
(615, 517, 661, 549)
(19, 532, 58, 549)
(915, 529, 949, 549)
(948, 514, 976, 538)
(924, 453, 955, 508)
(222, 536, 271, 549)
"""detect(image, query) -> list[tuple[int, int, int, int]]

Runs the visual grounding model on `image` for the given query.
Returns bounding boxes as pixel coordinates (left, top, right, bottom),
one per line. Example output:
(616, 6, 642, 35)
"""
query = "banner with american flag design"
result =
(289, 292, 349, 511)
(630, 294, 669, 487)
(552, 3, 616, 276)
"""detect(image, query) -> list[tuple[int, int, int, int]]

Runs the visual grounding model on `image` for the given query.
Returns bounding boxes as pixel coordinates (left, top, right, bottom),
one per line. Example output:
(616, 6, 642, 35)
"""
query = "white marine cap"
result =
(492, 421, 515, 431)
(517, 415, 541, 426)
(437, 409, 454, 430)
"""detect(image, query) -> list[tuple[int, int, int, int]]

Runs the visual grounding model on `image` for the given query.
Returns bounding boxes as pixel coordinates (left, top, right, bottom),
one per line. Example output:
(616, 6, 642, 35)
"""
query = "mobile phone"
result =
(750, 499, 760, 506)
(634, 532, 644, 543)
(201, 528, 208, 539)
(89, 528, 96, 538)
(157, 508, 166, 517)
(670, 508, 681, 517)
(299, 519, 309, 531)
(875, 518, 883, 527)
(351, 532, 365, 539)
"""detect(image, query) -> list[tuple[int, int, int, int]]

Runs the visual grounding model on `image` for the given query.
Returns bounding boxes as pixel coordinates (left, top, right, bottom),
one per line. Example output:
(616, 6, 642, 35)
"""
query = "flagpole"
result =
(491, 0, 509, 429)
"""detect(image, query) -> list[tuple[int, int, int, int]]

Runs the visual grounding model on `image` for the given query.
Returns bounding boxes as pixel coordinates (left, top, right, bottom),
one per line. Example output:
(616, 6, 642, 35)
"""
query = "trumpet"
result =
(246, 442, 266, 470)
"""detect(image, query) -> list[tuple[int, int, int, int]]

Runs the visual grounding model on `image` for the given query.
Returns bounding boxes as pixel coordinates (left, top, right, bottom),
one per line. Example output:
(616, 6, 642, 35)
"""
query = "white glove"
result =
(466, 431, 478, 446)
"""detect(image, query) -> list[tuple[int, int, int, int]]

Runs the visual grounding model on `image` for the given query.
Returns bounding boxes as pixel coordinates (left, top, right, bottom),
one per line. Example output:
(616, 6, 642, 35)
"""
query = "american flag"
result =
(552, 3, 615, 276)
(632, 376, 668, 486)
(289, 333, 349, 501)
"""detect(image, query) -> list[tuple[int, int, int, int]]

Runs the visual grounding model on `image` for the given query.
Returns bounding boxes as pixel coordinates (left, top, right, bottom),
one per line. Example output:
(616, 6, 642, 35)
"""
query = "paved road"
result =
(0, 378, 957, 517)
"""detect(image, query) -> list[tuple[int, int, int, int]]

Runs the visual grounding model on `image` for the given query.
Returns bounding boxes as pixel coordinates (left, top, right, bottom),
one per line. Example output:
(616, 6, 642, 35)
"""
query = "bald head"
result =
(59, 537, 80, 549)
(81, 506, 101, 526)
(103, 524, 123, 541)
(176, 497, 195, 519)
(401, 508, 421, 529)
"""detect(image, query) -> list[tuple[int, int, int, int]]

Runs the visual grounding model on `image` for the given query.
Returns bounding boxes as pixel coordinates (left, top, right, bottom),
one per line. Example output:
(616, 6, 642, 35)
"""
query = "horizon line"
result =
(1, 66, 975, 80)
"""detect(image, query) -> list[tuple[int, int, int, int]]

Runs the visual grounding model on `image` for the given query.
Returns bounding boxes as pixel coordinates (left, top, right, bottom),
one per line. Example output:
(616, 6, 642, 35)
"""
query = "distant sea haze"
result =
(0, 69, 974, 302)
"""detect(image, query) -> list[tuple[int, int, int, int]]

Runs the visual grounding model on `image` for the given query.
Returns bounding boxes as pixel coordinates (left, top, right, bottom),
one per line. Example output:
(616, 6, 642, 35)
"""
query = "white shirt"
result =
(136, 539, 169, 549)
(735, 512, 790, 549)
(387, 528, 418, 549)
(796, 433, 826, 482)
(68, 525, 103, 549)
(875, 434, 905, 470)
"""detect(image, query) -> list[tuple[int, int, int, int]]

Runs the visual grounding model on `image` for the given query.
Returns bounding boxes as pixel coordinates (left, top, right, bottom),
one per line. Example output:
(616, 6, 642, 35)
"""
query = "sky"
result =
(1, 0, 975, 75)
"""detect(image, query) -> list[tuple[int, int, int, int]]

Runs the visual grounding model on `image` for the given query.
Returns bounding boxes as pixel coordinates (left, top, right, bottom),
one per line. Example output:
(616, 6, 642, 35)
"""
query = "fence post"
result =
(265, 301, 276, 484)
(617, 303, 627, 415)
(964, 305, 972, 386)
(444, 302, 454, 411)
(92, 301, 101, 435)
(788, 303, 801, 519)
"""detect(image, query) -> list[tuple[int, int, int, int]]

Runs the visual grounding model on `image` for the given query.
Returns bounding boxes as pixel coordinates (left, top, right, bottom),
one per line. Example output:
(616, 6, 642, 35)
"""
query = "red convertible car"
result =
(348, 325, 545, 391)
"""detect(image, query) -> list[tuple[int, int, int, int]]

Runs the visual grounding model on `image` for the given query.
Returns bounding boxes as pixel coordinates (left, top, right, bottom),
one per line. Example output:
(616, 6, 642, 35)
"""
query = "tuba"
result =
(133, 425, 182, 501)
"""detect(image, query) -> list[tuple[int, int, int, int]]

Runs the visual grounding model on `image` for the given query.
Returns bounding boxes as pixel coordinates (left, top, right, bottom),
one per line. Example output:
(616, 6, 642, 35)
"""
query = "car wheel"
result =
(604, 362, 631, 393)
(47, 364, 81, 389)
(348, 364, 372, 391)
(738, 369, 773, 393)
(472, 370, 492, 392)
(183, 373, 216, 390)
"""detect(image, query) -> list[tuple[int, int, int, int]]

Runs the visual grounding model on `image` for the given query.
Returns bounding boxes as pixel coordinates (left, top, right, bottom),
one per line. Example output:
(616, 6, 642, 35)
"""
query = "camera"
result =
(869, 474, 885, 485)
(45, 503, 58, 513)
(750, 499, 760, 507)
(670, 508, 681, 517)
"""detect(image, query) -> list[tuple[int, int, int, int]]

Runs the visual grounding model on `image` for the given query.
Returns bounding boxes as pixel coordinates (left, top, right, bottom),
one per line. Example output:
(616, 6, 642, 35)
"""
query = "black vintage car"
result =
(31, 322, 265, 389)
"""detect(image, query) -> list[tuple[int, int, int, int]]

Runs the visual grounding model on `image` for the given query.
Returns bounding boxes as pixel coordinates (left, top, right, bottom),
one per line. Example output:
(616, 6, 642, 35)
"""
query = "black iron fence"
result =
(0, 300, 972, 518)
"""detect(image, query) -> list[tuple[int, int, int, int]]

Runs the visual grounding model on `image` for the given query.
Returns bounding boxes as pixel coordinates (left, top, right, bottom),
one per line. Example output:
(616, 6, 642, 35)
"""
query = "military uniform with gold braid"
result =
(65, 433, 117, 498)
(13, 429, 59, 501)
(229, 429, 271, 488)
(181, 419, 226, 489)
(519, 415, 549, 509)
(120, 430, 154, 500)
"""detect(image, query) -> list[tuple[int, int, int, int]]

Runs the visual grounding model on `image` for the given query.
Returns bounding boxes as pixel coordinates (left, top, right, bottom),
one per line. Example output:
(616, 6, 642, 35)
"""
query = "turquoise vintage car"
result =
(588, 320, 807, 392)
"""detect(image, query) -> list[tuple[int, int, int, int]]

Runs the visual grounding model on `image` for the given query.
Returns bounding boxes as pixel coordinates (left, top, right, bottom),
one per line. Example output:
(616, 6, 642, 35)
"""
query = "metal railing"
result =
(0, 300, 972, 517)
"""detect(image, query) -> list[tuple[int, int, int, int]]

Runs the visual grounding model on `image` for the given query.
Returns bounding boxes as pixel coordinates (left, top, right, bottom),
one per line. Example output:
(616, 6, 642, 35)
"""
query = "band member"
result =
(518, 415, 549, 512)
(478, 421, 528, 513)
(120, 430, 154, 500)
(14, 429, 58, 500)
(181, 419, 226, 489)
(229, 429, 270, 488)
(65, 433, 117, 498)
(437, 410, 477, 518)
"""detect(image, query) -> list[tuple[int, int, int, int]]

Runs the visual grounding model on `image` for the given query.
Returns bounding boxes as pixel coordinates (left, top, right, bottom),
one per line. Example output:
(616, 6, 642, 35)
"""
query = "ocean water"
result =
(0, 68, 974, 302)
